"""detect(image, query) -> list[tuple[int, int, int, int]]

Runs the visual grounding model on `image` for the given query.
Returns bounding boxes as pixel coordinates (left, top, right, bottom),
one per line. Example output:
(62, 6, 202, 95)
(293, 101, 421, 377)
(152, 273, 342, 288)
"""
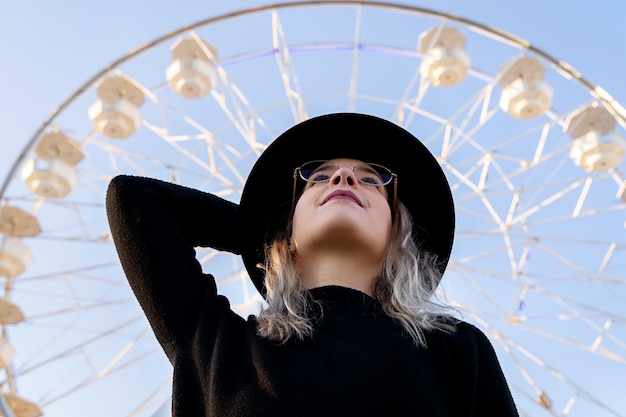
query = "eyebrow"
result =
(316, 161, 336, 170)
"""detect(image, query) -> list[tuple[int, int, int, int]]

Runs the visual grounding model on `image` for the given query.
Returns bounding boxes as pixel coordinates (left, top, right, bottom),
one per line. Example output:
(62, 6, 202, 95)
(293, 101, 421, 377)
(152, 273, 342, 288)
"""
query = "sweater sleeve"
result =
(105, 175, 243, 360)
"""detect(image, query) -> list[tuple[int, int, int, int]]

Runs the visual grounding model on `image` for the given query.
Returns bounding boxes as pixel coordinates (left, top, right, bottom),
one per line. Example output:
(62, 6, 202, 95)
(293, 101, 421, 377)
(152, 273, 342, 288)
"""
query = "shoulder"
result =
(450, 319, 492, 344)
(427, 318, 498, 357)
(425, 319, 511, 386)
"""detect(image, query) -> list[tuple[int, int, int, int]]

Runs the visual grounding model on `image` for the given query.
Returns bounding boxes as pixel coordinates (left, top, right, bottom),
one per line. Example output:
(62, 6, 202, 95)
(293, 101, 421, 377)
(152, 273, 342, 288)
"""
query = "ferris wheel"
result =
(1, 2, 625, 416)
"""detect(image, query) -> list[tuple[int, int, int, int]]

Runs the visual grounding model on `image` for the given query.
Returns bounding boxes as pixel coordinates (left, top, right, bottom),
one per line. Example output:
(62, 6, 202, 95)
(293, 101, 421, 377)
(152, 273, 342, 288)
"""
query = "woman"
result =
(106, 113, 519, 416)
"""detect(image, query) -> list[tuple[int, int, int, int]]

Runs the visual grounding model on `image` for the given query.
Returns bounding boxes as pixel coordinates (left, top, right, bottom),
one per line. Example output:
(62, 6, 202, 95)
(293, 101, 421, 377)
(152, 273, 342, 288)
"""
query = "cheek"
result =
(371, 194, 393, 238)
(291, 189, 315, 235)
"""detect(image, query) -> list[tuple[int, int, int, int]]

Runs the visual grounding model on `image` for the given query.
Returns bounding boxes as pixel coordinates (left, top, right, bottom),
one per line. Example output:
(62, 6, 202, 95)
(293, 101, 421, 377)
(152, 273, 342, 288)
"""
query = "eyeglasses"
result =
(292, 160, 398, 209)
(296, 160, 396, 186)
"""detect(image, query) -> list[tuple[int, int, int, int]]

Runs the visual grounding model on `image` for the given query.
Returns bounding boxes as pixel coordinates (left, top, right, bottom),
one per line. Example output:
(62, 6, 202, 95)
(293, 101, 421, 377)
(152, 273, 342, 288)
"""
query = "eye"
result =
(359, 175, 383, 185)
(309, 172, 331, 182)
(355, 165, 385, 185)
(307, 165, 336, 182)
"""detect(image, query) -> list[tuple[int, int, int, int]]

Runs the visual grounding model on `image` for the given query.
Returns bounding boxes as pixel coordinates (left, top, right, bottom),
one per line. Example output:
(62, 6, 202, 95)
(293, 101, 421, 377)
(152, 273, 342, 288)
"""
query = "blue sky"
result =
(1, 1, 625, 416)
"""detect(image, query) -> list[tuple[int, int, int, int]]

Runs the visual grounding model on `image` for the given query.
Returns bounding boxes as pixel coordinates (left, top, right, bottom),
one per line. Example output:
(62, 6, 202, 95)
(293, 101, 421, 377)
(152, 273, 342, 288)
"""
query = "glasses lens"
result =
(299, 160, 329, 183)
(354, 164, 392, 186)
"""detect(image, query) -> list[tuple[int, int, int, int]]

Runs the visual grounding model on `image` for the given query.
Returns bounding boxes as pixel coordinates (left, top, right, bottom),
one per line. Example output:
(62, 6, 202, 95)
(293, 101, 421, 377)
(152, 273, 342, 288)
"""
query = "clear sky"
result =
(1, 1, 625, 416)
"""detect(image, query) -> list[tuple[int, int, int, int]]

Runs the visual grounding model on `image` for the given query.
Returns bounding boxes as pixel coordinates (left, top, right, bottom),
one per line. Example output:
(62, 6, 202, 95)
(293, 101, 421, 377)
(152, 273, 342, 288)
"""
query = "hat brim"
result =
(239, 113, 455, 296)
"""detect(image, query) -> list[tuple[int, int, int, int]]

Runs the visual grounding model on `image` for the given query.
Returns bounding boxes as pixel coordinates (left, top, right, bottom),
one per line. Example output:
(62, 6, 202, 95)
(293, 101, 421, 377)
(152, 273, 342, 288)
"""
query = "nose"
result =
(330, 166, 358, 187)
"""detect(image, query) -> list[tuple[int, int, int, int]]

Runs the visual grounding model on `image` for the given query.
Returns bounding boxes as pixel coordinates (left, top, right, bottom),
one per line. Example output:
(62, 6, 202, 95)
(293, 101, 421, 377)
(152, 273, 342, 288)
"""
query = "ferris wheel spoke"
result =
(39, 342, 162, 408)
(127, 377, 173, 417)
(271, 10, 309, 121)
(451, 260, 626, 338)
(347, 7, 364, 113)
(25, 298, 135, 322)
(210, 68, 262, 148)
(14, 316, 147, 380)
(495, 329, 624, 417)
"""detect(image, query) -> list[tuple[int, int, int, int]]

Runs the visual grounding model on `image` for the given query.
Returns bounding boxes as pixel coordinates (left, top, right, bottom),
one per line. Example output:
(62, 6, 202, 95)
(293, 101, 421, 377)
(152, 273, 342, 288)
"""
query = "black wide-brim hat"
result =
(239, 113, 455, 296)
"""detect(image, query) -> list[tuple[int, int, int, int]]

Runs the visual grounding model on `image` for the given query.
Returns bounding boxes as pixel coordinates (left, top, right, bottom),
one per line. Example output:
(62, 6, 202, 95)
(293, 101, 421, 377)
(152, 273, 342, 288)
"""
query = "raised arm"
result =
(105, 175, 242, 359)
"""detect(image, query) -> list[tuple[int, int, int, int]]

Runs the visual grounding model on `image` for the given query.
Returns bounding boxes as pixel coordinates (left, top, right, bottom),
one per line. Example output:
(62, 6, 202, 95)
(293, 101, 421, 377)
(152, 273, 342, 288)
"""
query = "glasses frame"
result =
(292, 160, 398, 212)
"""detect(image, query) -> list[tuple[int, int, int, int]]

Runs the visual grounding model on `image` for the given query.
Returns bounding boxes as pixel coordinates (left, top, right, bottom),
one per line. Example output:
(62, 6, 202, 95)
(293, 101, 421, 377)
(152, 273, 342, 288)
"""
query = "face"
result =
(291, 158, 393, 266)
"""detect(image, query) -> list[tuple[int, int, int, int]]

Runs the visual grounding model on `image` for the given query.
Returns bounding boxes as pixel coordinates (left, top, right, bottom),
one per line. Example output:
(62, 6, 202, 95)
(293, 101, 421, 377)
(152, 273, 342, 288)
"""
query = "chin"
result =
(295, 218, 389, 257)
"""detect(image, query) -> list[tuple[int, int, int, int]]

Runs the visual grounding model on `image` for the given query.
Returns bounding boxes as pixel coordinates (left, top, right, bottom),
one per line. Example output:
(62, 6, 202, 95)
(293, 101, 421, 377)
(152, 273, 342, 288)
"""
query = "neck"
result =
(296, 251, 382, 296)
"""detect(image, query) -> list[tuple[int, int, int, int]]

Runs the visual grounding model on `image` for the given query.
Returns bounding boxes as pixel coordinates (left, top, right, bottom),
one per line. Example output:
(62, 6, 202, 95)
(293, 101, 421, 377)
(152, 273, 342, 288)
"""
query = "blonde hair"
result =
(256, 202, 455, 347)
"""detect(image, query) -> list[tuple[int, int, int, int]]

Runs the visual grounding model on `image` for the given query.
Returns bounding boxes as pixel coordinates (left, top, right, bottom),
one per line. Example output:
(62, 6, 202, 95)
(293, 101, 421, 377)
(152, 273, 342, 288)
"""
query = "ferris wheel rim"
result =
(1, 0, 624, 200)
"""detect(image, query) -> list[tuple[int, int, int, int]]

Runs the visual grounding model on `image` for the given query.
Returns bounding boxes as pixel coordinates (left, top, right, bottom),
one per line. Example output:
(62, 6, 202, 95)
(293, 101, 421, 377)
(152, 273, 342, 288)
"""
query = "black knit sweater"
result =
(106, 175, 519, 417)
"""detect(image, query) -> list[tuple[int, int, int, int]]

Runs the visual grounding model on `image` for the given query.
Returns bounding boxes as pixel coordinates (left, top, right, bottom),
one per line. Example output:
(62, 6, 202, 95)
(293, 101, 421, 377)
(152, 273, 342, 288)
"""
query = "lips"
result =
(322, 190, 362, 206)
